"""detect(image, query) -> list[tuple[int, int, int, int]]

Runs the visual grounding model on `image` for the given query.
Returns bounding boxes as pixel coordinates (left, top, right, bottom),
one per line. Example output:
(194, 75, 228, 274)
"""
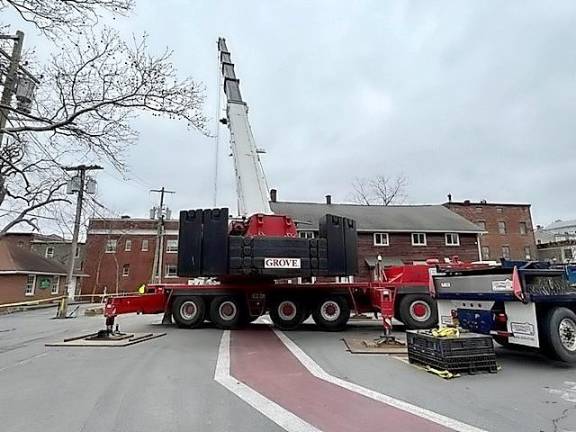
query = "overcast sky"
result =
(19, 1, 576, 227)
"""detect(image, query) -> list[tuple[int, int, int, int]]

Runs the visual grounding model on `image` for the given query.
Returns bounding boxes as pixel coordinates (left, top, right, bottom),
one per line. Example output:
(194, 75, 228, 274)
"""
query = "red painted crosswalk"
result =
(228, 327, 457, 432)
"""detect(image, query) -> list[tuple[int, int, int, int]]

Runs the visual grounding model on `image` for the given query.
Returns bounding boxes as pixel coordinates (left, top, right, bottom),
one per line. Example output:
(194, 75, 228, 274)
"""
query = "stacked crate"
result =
(406, 330, 498, 374)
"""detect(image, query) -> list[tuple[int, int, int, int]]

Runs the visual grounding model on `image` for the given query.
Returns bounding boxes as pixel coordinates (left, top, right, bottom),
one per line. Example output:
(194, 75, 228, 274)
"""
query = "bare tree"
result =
(0, 25, 207, 235)
(0, 137, 70, 234)
(350, 175, 407, 206)
(1, 0, 133, 35)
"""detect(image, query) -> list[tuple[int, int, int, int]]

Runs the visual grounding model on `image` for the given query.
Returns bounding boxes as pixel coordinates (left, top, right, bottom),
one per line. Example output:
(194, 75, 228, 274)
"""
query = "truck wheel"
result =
(210, 296, 243, 329)
(312, 295, 350, 331)
(541, 307, 576, 363)
(172, 296, 206, 328)
(269, 298, 307, 330)
(398, 294, 438, 330)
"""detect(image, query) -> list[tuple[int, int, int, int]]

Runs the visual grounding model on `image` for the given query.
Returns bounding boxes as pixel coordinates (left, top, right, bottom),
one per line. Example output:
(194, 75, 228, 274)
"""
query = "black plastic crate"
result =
(406, 330, 495, 357)
(407, 330, 497, 374)
(408, 351, 498, 374)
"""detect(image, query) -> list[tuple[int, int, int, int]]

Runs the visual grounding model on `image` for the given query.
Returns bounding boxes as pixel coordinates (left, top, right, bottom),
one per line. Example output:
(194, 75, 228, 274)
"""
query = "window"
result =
(445, 233, 460, 246)
(411, 233, 427, 246)
(141, 239, 149, 252)
(166, 239, 178, 253)
(298, 231, 315, 239)
(519, 222, 527, 235)
(125, 240, 132, 252)
(51, 276, 60, 295)
(165, 264, 178, 278)
(501, 246, 510, 259)
(496, 207, 503, 214)
(476, 221, 486, 230)
(524, 247, 532, 260)
(75, 247, 80, 258)
(105, 239, 117, 253)
(25, 275, 35, 296)
(564, 248, 573, 261)
(373, 233, 389, 246)
(45, 247, 54, 258)
(122, 264, 130, 277)
(498, 222, 507, 234)
(481, 246, 490, 260)
(475, 207, 483, 214)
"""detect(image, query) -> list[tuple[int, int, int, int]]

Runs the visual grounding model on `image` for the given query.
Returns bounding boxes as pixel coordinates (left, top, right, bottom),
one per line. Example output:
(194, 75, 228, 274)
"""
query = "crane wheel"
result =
(398, 294, 438, 330)
(209, 296, 244, 329)
(312, 295, 350, 331)
(172, 296, 206, 328)
(269, 298, 307, 330)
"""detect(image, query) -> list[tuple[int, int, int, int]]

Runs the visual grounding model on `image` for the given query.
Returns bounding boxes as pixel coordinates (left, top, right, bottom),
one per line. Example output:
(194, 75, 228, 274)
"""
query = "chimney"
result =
(270, 189, 277, 203)
(325, 194, 332, 205)
(447, 193, 452, 203)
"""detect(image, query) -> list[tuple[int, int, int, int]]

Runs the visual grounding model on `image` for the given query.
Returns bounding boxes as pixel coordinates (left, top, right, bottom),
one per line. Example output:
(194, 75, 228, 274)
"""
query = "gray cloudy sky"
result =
(21, 1, 576, 226)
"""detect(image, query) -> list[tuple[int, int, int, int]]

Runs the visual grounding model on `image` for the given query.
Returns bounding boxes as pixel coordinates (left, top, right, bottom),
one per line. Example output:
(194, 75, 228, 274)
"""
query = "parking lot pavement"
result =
(287, 321, 576, 432)
(0, 309, 574, 432)
(0, 308, 284, 432)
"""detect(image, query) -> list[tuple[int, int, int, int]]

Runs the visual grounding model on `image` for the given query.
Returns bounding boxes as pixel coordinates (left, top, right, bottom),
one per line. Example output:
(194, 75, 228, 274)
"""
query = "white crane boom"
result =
(218, 38, 272, 217)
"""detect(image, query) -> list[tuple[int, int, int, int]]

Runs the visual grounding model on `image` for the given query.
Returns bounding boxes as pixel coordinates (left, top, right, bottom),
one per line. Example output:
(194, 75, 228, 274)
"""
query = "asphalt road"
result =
(0, 307, 574, 432)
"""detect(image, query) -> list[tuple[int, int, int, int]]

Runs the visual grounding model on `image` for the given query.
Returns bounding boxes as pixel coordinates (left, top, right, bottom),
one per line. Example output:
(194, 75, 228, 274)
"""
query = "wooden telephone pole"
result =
(56, 164, 102, 319)
(150, 187, 175, 284)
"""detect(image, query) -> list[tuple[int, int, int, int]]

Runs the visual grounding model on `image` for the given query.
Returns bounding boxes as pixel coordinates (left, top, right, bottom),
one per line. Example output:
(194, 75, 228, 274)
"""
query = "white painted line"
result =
(214, 331, 321, 432)
(272, 329, 488, 432)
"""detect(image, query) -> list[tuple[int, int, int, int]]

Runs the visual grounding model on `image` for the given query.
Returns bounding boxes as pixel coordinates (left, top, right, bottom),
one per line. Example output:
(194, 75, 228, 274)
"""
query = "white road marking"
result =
(272, 328, 488, 432)
(214, 331, 321, 432)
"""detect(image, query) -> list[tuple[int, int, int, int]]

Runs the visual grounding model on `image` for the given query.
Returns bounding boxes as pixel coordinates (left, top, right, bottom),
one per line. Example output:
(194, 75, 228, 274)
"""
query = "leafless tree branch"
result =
(1, 0, 133, 36)
(349, 174, 408, 206)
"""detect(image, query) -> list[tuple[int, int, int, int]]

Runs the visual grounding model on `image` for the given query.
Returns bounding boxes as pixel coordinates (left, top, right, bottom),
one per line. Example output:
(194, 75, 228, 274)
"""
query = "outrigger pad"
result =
(45, 332, 166, 347)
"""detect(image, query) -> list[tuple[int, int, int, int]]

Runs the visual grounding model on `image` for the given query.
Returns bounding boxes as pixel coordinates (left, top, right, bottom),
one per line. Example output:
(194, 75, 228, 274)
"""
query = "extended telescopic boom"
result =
(218, 38, 272, 216)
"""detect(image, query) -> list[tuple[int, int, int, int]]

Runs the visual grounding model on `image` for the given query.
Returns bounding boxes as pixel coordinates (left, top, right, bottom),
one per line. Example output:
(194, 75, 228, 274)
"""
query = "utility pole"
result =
(150, 187, 175, 284)
(56, 164, 103, 319)
(0, 31, 24, 145)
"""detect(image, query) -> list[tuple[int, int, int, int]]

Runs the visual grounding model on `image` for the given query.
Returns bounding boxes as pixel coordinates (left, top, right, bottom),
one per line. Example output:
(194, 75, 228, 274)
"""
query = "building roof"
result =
(544, 219, 576, 231)
(0, 241, 69, 275)
(270, 202, 484, 233)
(445, 201, 531, 207)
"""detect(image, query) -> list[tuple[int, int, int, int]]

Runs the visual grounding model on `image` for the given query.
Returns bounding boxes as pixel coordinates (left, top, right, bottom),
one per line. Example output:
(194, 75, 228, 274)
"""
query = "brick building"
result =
(83, 200, 484, 292)
(271, 200, 484, 280)
(0, 234, 86, 303)
(83, 218, 186, 296)
(444, 199, 536, 261)
(0, 240, 71, 305)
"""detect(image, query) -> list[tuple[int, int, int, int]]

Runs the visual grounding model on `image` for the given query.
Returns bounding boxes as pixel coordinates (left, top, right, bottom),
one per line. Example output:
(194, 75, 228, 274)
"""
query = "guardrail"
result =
(0, 292, 143, 312)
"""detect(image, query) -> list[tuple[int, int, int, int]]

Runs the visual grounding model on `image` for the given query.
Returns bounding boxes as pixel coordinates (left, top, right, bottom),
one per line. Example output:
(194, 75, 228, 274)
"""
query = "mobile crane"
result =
(103, 39, 412, 333)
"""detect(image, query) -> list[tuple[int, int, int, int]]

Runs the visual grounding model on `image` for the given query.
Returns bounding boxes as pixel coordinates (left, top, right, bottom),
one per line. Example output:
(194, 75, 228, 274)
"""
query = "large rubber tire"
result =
(398, 294, 438, 330)
(312, 295, 350, 331)
(540, 307, 576, 363)
(172, 296, 206, 329)
(269, 297, 307, 330)
(209, 296, 244, 329)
